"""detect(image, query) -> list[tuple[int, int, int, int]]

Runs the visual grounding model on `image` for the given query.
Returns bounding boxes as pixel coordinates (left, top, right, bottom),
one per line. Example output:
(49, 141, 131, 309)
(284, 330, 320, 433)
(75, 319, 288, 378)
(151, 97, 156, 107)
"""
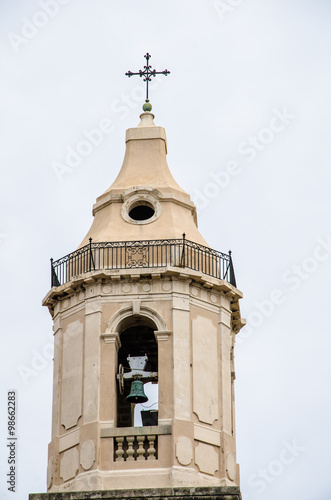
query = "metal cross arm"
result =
(126, 52, 170, 103)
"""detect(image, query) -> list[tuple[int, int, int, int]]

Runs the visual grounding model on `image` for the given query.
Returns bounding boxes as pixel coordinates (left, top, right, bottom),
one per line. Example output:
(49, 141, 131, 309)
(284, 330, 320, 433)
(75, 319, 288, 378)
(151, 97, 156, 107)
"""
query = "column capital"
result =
(154, 330, 171, 342)
(102, 332, 121, 350)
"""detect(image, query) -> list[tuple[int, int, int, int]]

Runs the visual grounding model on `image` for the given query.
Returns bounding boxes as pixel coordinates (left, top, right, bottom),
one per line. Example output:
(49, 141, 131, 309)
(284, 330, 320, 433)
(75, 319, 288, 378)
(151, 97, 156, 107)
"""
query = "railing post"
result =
(229, 250, 237, 288)
(181, 233, 186, 268)
(51, 258, 60, 287)
(51, 258, 54, 287)
(89, 237, 92, 272)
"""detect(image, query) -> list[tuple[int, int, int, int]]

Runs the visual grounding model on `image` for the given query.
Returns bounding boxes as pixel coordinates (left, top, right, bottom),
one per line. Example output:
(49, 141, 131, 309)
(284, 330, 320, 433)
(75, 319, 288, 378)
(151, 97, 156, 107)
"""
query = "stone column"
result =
(154, 329, 172, 422)
(52, 314, 62, 439)
(84, 297, 102, 424)
(100, 332, 121, 469)
(172, 281, 191, 422)
(219, 295, 232, 435)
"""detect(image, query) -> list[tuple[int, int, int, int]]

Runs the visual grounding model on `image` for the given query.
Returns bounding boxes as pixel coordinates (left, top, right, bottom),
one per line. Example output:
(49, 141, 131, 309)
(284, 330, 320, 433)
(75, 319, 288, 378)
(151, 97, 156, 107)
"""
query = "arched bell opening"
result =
(116, 316, 158, 428)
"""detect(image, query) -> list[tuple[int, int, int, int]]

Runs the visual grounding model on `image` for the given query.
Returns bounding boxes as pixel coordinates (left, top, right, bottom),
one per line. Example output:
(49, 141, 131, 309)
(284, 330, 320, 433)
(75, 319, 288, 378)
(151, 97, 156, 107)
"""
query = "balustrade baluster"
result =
(136, 436, 146, 461)
(126, 436, 135, 461)
(115, 437, 125, 462)
(147, 435, 156, 460)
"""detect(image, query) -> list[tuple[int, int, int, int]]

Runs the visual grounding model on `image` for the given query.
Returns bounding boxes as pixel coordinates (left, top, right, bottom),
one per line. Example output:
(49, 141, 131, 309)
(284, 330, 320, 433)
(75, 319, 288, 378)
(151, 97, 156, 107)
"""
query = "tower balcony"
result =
(50, 236, 236, 289)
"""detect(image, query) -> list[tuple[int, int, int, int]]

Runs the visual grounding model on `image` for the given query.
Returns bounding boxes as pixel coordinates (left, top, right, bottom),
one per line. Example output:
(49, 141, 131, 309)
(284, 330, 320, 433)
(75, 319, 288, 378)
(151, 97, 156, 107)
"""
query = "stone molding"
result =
(105, 304, 167, 333)
(42, 268, 243, 312)
(30, 486, 242, 500)
(100, 424, 172, 438)
(102, 332, 121, 350)
(193, 424, 220, 447)
(154, 330, 171, 342)
(121, 189, 162, 226)
(58, 429, 80, 453)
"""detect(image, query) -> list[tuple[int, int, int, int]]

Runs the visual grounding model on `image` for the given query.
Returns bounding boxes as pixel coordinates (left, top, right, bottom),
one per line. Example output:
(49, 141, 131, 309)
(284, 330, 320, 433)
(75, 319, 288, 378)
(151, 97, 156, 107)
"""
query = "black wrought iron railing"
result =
(50, 234, 236, 288)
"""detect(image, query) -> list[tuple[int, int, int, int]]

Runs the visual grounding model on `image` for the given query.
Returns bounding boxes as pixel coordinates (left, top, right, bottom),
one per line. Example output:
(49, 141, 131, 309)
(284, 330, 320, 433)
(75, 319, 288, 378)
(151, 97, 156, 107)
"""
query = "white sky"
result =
(1, 1, 331, 499)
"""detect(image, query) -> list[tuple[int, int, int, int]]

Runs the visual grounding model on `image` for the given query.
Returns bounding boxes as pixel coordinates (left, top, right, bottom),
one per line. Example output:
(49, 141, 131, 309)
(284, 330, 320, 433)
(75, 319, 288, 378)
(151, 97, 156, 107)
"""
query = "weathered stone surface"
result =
(46, 457, 53, 490)
(61, 320, 83, 430)
(29, 486, 241, 500)
(226, 451, 237, 481)
(80, 440, 96, 471)
(176, 436, 193, 466)
(195, 442, 219, 476)
(192, 316, 218, 425)
(59, 447, 79, 482)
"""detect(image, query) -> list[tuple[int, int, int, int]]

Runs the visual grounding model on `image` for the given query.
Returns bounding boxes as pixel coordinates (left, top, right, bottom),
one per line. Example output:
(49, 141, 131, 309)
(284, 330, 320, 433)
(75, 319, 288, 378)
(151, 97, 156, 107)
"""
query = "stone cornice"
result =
(42, 267, 244, 333)
(29, 486, 242, 500)
(92, 189, 195, 216)
(100, 424, 172, 438)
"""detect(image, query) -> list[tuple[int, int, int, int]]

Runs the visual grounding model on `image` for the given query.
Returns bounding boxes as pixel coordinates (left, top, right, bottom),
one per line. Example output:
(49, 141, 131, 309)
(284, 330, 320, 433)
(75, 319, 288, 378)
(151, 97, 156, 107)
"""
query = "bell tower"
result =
(31, 55, 245, 500)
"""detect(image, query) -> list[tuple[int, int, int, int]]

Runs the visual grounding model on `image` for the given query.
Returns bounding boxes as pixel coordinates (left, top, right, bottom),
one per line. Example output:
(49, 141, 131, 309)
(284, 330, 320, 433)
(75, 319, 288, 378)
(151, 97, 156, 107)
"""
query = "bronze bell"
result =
(126, 378, 148, 404)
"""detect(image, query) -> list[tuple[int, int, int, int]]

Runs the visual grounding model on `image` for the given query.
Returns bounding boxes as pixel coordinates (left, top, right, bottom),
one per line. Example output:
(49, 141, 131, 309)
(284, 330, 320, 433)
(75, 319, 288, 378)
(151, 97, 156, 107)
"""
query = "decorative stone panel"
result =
(80, 440, 95, 470)
(194, 424, 220, 446)
(226, 451, 237, 481)
(176, 436, 193, 466)
(59, 429, 80, 452)
(60, 447, 79, 482)
(61, 320, 84, 429)
(195, 442, 219, 476)
(192, 316, 218, 425)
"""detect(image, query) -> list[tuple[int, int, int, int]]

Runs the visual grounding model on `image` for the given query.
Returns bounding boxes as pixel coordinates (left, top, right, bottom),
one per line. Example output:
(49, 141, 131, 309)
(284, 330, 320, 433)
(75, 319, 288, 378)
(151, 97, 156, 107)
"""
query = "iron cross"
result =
(126, 53, 170, 102)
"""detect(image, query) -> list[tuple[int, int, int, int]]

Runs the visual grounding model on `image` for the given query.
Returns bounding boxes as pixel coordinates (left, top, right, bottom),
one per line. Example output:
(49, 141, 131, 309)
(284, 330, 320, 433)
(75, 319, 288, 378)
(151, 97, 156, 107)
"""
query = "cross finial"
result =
(126, 53, 170, 111)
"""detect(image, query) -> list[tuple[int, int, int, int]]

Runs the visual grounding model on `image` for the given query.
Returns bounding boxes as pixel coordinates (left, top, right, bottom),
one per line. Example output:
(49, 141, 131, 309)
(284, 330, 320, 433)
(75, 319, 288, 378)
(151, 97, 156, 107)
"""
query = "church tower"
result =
(31, 55, 245, 500)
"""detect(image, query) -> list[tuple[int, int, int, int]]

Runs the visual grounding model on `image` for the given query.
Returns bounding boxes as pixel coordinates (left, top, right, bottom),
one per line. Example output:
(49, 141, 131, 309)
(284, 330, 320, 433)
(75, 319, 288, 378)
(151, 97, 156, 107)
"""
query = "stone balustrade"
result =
(115, 434, 157, 461)
(100, 424, 171, 463)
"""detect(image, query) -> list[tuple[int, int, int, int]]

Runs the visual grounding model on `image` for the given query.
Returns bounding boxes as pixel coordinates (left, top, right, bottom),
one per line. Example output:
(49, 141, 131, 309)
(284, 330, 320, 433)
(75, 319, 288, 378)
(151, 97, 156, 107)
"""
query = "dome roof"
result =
(79, 111, 208, 247)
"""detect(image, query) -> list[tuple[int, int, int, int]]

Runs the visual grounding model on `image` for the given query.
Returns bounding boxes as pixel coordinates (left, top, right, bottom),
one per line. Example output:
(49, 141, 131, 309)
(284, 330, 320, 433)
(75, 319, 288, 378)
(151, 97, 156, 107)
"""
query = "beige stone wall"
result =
(45, 272, 242, 492)
(79, 193, 206, 247)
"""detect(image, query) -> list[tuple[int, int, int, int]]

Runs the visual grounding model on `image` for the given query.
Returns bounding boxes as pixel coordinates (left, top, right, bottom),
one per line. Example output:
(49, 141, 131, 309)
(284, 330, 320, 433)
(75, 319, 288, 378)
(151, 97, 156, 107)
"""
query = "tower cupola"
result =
(80, 109, 206, 247)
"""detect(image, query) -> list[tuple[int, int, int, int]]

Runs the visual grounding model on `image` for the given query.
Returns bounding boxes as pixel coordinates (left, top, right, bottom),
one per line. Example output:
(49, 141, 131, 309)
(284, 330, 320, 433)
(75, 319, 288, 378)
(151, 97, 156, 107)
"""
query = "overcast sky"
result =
(1, 1, 331, 499)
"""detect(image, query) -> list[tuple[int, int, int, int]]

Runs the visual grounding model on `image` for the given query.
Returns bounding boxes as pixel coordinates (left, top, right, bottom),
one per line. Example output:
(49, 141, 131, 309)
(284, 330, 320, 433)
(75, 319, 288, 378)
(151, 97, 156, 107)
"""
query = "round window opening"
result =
(129, 202, 155, 221)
